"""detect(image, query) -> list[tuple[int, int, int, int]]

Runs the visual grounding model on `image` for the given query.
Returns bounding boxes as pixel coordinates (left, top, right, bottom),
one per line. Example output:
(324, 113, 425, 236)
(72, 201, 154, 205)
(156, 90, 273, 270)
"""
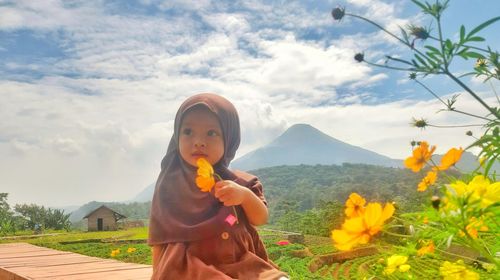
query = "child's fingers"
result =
(214, 180, 229, 191)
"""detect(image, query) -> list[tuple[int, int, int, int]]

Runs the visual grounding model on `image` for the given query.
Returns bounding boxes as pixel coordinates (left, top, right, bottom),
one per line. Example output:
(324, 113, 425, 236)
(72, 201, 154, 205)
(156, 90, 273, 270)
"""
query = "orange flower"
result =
(404, 141, 436, 172)
(195, 158, 216, 192)
(436, 147, 463, 170)
(344, 193, 366, 218)
(417, 171, 437, 192)
(417, 240, 435, 256)
(459, 217, 488, 239)
(423, 217, 429, 224)
(331, 202, 395, 251)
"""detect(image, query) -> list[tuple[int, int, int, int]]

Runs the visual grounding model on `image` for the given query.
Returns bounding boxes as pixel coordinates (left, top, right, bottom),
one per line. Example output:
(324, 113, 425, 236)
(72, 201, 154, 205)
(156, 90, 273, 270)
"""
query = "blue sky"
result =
(1, 0, 499, 207)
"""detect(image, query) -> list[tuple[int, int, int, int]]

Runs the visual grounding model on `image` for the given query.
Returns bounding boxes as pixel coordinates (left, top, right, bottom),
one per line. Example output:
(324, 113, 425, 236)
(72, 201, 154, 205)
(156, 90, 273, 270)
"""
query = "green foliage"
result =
(253, 163, 431, 227)
(14, 203, 71, 231)
(0, 193, 16, 236)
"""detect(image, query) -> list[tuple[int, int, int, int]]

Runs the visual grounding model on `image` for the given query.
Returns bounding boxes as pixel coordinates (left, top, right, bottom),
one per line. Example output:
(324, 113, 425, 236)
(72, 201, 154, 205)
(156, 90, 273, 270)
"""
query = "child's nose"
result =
(194, 138, 206, 148)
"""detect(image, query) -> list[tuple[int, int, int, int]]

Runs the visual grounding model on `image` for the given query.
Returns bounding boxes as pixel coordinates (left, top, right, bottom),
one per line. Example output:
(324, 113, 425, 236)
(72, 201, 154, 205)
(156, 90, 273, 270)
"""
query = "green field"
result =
(1, 227, 495, 279)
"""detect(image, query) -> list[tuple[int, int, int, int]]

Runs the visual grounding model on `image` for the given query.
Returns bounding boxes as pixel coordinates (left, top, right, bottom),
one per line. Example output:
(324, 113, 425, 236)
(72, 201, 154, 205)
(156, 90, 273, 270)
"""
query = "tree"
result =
(0, 193, 16, 235)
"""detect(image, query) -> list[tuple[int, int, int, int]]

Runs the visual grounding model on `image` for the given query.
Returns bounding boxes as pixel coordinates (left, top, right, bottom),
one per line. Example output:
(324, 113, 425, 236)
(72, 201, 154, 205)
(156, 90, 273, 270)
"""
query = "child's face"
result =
(179, 106, 224, 167)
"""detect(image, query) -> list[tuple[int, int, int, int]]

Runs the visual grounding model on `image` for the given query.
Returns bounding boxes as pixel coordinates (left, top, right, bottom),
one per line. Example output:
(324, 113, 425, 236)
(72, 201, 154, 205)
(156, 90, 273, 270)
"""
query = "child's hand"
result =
(214, 180, 249, 206)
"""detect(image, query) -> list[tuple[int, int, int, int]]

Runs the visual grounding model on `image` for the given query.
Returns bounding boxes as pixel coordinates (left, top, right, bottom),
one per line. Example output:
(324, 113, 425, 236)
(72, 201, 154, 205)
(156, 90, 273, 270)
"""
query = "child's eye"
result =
(182, 128, 192, 135)
(207, 130, 219, 137)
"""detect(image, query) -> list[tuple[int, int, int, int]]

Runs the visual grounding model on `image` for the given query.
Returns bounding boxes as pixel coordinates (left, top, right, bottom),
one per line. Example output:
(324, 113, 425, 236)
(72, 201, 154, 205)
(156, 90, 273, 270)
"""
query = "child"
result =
(148, 93, 288, 279)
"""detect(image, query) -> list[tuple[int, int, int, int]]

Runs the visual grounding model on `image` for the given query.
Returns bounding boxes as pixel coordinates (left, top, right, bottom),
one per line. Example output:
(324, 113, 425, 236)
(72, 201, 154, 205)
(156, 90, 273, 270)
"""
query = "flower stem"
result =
(381, 229, 411, 238)
(414, 79, 494, 121)
(214, 173, 239, 224)
(445, 71, 500, 119)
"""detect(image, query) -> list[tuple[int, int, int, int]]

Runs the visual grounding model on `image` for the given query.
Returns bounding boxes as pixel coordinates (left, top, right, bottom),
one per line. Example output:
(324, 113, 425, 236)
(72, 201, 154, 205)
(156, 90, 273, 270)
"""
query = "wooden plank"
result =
(0, 243, 152, 280)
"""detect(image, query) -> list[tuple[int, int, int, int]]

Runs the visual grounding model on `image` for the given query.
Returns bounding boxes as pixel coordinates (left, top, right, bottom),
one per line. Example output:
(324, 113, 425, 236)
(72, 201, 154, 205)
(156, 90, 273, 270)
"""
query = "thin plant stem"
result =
(214, 173, 239, 224)
(427, 124, 484, 128)
(345, 13, 430, 59)
(428, 35, 490, 53)
(414, 79, 494, 121)
(381, 229, 411, 238)
(445, 71, 500, 119)
(364, 60, 432, 73)
(489, 80, 500, 104)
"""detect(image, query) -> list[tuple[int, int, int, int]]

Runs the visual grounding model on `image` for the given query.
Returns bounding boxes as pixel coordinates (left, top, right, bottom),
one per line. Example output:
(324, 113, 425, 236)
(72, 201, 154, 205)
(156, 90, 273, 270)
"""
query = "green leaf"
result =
(399, 26, 409, 44)
(467, 16, 500, 39)
(415, 54, 429, 68)
(459, 25, 465, 43)
(466, 36, 485, 42)
(411, 0, 427, 11)
(464, 52, 485, 59)
(424, 45, 441, 55)
(445, 39, 454, 55)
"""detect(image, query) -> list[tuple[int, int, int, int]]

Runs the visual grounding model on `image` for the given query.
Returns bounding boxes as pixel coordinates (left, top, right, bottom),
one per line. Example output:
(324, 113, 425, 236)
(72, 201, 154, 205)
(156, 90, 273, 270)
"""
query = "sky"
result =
(1, 0, 499, 208)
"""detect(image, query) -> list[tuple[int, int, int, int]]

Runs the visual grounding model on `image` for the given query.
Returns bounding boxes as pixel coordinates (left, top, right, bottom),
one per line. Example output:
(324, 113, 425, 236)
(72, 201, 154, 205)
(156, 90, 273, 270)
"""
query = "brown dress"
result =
(148, 94, 288, 279)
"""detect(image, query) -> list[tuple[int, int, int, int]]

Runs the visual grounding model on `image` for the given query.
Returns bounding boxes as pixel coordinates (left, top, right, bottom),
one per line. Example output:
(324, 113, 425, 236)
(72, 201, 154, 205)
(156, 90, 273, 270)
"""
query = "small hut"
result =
(83, 205, 126, 231)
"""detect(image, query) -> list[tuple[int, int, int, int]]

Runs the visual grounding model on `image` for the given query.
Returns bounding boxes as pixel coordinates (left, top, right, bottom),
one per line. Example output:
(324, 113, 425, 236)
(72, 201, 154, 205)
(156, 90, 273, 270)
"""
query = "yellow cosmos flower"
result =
(417, 240, 435, 256)
(440, 260, 479, 280)
(384, 255, 411, 275)
(436, 147, 463, 171)
(418, 170, 437, 192)
(110, 249, 120, 257)
(331, 202, 395, 251)
(404, 141, 436, 172)
(127, 247, 137, 253)
(195, 158, 216, 192)
(344, 192, 366, 218)
(449, 175, 500, 208)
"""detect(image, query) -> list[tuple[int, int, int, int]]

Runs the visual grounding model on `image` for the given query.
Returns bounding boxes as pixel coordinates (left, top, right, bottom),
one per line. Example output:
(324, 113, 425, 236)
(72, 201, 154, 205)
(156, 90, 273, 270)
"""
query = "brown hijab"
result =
(148, 93, 256, 245)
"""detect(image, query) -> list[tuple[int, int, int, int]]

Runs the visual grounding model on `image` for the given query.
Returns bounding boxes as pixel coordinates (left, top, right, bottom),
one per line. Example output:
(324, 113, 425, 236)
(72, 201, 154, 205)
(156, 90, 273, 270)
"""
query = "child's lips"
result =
(192, 152, 208, 158)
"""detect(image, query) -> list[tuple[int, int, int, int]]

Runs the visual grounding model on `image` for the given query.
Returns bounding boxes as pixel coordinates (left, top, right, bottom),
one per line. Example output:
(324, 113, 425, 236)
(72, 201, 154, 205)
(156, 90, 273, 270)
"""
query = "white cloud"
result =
(1, 0, 494, 208)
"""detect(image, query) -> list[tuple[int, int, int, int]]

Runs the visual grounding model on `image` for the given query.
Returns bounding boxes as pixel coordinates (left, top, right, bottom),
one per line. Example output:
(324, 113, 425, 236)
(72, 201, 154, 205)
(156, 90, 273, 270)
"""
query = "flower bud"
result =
(408, 25, 429, 40)
(431, 195, 440, 210)
(408, 225, 415, 235)
(354, 53, 364, 62)
(411, 118, 428, 129)
(331, 7, 345, 20)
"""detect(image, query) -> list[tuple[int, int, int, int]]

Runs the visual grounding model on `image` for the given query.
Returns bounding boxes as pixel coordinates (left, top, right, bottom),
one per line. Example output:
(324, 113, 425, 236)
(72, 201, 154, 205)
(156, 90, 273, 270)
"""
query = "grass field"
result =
(1, 227, 495, 279)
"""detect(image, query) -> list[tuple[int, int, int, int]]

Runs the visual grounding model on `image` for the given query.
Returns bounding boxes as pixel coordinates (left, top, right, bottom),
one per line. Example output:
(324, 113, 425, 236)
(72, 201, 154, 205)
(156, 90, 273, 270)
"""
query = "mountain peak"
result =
(231, 123, 400, 170)
(270, 123, 338, 147)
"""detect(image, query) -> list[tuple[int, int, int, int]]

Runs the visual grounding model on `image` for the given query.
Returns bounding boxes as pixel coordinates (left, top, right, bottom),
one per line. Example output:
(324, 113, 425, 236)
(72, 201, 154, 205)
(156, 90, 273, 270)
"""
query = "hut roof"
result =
(83, 205, 127, 220)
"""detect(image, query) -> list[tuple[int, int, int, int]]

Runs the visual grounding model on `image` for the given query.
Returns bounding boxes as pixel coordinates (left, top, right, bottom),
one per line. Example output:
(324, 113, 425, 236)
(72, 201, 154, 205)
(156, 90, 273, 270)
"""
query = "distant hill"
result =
(250, 163, 431, 220)
(130, 183, 155, 202)
(231, 124, 401, 171)
(128, 124, 497, 203)
(69, 200, 150, 223)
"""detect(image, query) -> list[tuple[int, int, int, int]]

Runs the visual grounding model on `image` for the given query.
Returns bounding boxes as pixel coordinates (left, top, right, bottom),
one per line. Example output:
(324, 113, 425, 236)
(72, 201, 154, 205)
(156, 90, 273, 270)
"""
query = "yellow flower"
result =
(344, 193, 366, 218)
(436, 147, 463, 170)
(417, 240, 435, 256)
(384, 255, 411, 275)
(110, 249, 120, 257)
(195, 158, 216, 192)
(418, 170, 437, 192)
(331, 202, 395, 251)
(404, 141, 436, 172)
(449, 175, 500, 208)
(440, 260, 479, 280)
(127, 247, 137, 253)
